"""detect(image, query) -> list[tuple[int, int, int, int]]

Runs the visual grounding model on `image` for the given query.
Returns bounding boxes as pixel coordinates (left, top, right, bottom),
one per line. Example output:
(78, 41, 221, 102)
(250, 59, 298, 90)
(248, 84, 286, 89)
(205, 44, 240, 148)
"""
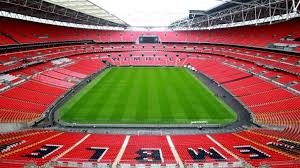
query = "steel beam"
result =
(170, 0, 300, 30)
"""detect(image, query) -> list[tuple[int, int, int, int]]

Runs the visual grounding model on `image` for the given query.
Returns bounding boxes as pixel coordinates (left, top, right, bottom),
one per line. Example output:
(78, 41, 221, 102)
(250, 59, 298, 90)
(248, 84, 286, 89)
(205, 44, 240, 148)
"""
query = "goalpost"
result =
(190, 121, 208, 124)
(137, 130, 163, 136)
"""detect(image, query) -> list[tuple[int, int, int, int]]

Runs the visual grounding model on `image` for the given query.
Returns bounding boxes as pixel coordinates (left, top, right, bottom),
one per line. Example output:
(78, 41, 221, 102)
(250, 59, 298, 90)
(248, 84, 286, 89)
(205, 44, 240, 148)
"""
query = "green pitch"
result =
(58, 67, 236, 124)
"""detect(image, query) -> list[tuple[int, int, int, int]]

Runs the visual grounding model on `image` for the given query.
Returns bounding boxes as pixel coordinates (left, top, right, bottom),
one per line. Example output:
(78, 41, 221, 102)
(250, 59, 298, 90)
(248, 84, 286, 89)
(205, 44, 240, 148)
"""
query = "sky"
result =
(89, 0, 225, 27)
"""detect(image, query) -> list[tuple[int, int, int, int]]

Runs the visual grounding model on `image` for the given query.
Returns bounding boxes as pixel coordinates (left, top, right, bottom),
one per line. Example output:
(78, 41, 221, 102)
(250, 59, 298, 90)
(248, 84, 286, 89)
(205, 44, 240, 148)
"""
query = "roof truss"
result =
(0, 0, 129, 27)
(170, 0, 300, 30)
(44, 0, 126, 24)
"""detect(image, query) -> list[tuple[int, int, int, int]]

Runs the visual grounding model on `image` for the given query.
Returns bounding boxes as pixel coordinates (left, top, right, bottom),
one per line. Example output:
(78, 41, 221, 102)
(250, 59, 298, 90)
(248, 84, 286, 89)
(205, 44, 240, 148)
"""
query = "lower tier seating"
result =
(120, 135, 175, 166)
(250, 127, 300, 142)
(0, 130, 299, 167)
(19, 80, 66, 96)
(0, 56, 107, 122)
(171, 135, 237, 165)
(186, 57, 300, 128)
(57, 134, 125, 164)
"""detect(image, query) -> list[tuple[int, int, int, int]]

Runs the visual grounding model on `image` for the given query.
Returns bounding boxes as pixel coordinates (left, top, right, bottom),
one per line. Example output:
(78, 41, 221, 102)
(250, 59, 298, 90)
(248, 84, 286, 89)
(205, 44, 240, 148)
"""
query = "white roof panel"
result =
(90, 0, 226, 27)
(44, 0, 127, 25)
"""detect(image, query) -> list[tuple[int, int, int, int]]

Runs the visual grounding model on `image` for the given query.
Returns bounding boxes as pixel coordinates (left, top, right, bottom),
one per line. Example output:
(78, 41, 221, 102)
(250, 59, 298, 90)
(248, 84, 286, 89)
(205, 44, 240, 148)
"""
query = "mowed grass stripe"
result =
(121, 68, 141, 122)
(108, 68, 134, 122)
(58, 68, 111, 121)
(157, 68, 175, 123)
(168, 68, 201, 122)
(176, 69, 214, 120)
(135, 68, 148, 122)
(94, 68, 132, 123)
(147, 68, 161, 122)
(59, 67, 237, 124)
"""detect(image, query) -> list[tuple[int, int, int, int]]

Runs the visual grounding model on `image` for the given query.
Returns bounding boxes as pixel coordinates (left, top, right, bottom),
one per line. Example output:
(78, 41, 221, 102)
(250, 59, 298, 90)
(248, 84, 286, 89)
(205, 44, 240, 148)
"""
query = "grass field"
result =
(58, 67, 237, 124)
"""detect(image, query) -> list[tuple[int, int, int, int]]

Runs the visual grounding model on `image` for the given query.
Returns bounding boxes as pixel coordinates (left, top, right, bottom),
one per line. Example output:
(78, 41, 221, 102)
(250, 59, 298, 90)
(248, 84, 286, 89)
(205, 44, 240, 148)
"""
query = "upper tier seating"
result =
(1, 16, 300, 52)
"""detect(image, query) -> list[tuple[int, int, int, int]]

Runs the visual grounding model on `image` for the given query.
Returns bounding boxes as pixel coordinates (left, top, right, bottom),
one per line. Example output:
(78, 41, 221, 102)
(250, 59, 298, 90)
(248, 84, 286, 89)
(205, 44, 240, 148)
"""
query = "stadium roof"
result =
(207, 0, 252, 14)
(44, 0, 127, 25)
(170, 0, 300, 30)
(90, 0, 226, 27)
(0, 0, 129, 28)
(0, 0, 298, 30)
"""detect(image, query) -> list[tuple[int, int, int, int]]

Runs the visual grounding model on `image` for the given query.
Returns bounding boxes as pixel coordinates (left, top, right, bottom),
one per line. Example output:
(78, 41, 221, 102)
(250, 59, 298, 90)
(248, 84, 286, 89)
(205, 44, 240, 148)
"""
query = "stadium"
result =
(0, 0, 299, 167)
